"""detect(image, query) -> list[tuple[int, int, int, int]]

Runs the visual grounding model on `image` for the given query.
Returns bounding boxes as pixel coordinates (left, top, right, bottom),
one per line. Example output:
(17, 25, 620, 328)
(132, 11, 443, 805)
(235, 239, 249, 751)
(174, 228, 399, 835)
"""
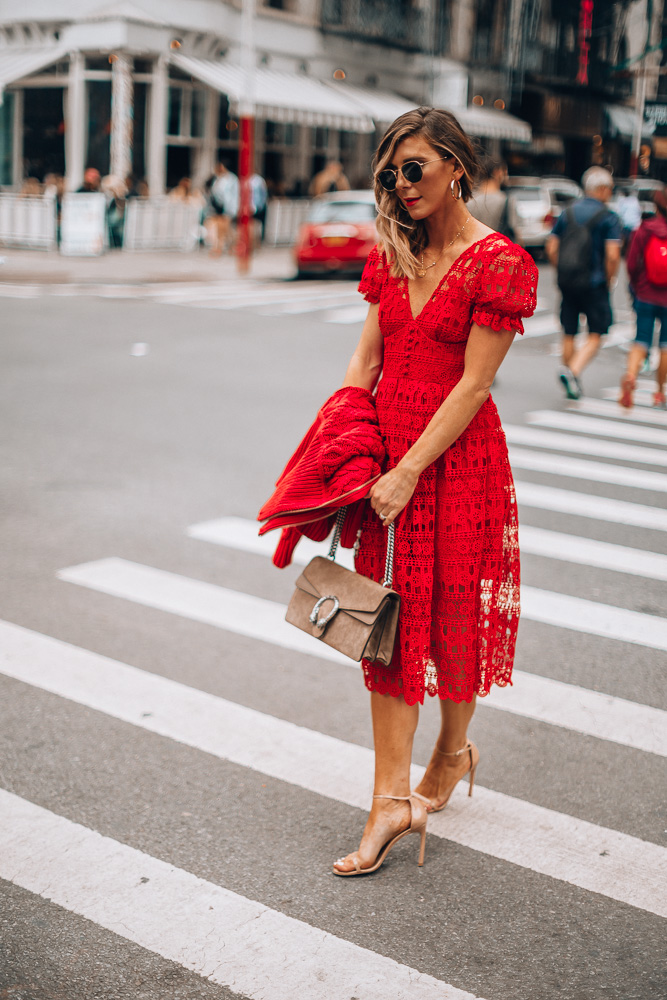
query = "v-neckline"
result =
(405, 232, 497, 323)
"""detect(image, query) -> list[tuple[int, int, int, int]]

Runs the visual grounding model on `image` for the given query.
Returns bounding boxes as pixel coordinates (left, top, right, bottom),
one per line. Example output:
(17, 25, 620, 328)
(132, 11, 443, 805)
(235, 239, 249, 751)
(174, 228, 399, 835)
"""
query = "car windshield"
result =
(508, 188, 544, 201)
(308, 201, 376, 223)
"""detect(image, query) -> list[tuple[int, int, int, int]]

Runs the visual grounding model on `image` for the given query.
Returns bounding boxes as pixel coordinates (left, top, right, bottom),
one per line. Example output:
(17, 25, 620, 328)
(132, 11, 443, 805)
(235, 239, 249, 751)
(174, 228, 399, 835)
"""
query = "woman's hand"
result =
(369, 465, 418, 527)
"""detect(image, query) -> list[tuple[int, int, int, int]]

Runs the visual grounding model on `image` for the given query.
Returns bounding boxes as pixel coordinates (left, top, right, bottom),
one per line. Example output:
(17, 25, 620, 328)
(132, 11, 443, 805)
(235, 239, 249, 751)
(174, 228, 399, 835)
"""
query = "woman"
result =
(333, 107, 537, 876)
(619, 187, 667, 409)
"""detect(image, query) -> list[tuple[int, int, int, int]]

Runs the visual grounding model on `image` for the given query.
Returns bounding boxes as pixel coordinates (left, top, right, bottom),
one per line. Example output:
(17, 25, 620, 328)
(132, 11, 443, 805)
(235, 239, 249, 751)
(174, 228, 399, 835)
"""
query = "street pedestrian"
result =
(467, 155, 515, 239)
(76, 167, 101, 193)
(546, 166, 621, 400)
(619, 186, 667, 409)
(204, 158, 239, 256)
(328, 106, 537, 876)
(616, 187, 642, 254)
(309, 160, 350, 197)
(250, 172, 268, 244)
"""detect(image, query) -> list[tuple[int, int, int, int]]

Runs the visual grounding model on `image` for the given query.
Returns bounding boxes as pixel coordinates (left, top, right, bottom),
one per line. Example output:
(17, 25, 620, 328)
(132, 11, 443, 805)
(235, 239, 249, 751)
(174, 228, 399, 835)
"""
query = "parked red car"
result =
(295, 190, 378, 277)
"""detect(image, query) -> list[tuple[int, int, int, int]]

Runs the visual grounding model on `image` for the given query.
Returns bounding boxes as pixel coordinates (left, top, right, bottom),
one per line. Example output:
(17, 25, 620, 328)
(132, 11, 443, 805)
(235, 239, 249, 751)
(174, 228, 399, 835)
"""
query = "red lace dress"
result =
(355, 233, 538, 706)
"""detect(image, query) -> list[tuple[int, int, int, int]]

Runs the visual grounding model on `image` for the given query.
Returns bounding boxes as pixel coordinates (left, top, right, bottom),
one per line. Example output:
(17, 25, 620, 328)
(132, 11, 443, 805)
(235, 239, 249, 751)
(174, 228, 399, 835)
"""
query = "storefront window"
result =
(0, 93, 14, 186)
(133, 82, 148, 181)
(191, 88, 206, 138)
(86, 80, 111, 175)
(168, 86, 182, 136)
(24, 88, 66, 179)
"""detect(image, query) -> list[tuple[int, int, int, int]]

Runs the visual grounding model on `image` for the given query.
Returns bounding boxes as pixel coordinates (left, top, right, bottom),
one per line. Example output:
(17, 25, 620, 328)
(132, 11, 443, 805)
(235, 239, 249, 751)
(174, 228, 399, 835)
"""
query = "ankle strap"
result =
(373, 794, 411, 800)
(435, 741, 472, 757)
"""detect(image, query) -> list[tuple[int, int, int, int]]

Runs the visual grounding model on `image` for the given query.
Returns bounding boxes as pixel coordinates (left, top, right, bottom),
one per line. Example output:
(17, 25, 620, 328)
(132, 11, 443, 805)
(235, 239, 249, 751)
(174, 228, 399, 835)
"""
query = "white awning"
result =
(605, 104, 655, 140)
(327, 82, 416, 125)
(171, 55, 374, 133)
(451, 105, 532, 142)
(0, 46, 69, 103)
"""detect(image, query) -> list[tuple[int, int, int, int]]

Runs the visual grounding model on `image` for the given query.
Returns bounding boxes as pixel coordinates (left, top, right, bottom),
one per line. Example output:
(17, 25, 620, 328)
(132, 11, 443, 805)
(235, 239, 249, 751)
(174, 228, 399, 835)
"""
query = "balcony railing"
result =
(320, 0, 428, 52)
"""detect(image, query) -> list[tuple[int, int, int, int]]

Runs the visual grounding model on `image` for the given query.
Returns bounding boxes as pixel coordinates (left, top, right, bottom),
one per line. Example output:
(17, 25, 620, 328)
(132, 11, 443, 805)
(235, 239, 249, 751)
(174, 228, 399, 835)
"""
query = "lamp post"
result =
(237, 0, 256, 274)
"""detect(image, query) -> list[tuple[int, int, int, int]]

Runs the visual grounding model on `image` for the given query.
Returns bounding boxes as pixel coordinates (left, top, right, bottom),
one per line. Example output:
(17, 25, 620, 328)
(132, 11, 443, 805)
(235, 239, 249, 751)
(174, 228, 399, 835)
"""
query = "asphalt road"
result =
(0, 264, 665, 1000)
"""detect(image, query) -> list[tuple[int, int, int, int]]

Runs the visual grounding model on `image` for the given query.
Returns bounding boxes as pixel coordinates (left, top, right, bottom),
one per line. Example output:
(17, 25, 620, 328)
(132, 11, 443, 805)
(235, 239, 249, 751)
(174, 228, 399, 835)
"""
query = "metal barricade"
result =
(123, 198, 202, 252)
(0, 194, 57, 250)
(264, 199, 311, 246)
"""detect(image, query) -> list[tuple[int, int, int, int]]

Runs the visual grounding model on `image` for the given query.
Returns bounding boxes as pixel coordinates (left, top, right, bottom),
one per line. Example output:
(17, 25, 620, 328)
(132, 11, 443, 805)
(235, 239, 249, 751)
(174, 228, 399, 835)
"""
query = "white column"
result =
(11, 89, 23, 188)
(110, 52, 133, 179)
(197, 87, 219, 186)
(148, 55, 168, 195)
(65, 51, 86, 191)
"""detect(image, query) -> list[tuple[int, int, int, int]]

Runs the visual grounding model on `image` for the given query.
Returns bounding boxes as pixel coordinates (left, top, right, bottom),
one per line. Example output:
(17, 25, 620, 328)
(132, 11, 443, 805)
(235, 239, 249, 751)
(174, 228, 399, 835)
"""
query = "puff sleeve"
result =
(471, 243, 538, 335)
(358, 244, 388, 304)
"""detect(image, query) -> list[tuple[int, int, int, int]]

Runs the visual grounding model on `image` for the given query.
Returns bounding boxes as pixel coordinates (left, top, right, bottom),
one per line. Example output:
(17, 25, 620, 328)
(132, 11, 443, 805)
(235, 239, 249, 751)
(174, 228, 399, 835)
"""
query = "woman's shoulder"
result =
(475, 232, 534, 267)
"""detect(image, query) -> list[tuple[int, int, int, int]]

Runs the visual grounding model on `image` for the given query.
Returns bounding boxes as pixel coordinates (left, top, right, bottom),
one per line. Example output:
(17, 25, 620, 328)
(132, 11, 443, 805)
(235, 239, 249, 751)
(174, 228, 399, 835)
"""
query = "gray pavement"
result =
(0, 269, 665, 1000)
(0, 245, 296, 285)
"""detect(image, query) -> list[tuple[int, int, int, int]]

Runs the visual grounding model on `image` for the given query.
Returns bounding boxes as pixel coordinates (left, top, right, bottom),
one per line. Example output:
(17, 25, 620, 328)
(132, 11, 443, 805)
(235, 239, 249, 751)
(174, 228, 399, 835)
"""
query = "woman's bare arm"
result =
(342, 303, 384, 391)
(370, 322, 516, 524)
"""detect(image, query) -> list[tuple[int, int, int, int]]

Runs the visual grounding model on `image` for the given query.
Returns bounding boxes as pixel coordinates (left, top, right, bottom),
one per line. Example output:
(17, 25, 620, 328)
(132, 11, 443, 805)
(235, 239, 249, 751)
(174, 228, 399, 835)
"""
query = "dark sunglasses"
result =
(376, 155, 453, 191)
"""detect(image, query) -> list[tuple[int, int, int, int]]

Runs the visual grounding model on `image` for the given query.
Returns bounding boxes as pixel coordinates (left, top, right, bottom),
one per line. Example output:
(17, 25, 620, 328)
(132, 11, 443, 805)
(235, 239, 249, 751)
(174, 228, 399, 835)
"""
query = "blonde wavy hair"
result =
(373, 107, 479, 279)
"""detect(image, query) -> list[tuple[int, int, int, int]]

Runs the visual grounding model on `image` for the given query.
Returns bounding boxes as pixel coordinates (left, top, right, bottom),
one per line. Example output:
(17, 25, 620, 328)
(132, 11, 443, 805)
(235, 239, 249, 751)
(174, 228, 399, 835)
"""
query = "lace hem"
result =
(472, 308, 525, 335)
(361, 655, 516, 707)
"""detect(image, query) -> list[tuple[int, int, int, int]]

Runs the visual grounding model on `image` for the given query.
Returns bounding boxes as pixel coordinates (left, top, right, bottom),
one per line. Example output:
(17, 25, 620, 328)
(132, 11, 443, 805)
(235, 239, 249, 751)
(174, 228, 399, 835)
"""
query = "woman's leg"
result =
(414, 696, 477, 809)
(333, 691, 419, 872)
(657, 349, 667, 399)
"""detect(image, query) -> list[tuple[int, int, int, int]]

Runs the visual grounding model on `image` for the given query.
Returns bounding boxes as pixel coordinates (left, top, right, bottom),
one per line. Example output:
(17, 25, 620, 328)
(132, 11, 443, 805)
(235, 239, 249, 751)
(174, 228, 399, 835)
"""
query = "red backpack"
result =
(644, 233, 667, 286)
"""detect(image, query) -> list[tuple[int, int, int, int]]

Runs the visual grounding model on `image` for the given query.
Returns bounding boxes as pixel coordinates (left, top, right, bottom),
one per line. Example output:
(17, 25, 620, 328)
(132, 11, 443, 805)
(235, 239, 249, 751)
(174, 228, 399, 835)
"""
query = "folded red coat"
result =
(257, 386, 385, 567)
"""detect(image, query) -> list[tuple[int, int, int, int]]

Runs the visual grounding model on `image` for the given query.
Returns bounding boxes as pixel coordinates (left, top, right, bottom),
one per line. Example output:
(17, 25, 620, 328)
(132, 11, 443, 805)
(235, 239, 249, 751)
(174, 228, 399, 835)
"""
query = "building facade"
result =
(0, 0, 661, 194)
(0, 0, 531, 195)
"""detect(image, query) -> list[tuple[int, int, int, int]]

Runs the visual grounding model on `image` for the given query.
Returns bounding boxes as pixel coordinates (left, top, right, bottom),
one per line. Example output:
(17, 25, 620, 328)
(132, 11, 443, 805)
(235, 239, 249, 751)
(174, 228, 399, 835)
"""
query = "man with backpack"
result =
(546, 167, 622, 399)
(619, 186, 667, 409)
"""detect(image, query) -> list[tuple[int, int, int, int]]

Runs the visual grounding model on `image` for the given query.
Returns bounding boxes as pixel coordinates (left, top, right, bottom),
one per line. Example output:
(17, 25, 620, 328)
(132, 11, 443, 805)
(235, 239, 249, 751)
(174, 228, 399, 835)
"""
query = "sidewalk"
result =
(0, 246, 296, 286)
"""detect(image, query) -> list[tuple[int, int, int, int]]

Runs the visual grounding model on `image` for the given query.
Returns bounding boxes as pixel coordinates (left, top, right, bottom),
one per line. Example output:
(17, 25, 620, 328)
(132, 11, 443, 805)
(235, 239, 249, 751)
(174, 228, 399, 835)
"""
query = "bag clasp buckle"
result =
(309, 595, 340, 630)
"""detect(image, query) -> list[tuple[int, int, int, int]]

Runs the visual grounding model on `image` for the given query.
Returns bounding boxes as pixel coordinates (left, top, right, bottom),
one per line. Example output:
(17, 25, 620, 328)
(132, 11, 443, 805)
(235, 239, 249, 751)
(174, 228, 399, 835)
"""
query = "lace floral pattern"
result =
(355, 234, 537, 706)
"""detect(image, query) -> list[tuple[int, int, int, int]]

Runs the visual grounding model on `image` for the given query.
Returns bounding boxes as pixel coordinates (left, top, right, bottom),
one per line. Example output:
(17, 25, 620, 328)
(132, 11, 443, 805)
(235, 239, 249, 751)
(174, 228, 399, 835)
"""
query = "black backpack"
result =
(557, 204, 608, 293)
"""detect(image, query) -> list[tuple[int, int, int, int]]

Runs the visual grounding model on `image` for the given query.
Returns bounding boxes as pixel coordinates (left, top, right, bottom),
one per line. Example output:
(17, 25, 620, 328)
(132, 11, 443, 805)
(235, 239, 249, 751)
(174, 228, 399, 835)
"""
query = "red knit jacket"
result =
(257, 386, 385, 567)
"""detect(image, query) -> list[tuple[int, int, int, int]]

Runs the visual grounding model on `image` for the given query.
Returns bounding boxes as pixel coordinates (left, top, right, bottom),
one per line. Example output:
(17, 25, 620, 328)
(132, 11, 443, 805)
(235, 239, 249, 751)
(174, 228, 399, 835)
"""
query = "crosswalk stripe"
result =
(0, 789, 470, 1000)
(258, 295, 359, 315)
(601, 387, 656, 408)
(509, 446, 667, 492)
(54, 559, 667, 753)
(571, 398, 667, 427)
(505, 425, 667, 468)
(323, 305, 369, 324)
(526, 410, 667, 446)
(190, 514, 667, 582)
(521, 314, 559, 338)
(1, 620, 665, 916)
(515, 479, 667, 532)
(519, 524, 667, 580)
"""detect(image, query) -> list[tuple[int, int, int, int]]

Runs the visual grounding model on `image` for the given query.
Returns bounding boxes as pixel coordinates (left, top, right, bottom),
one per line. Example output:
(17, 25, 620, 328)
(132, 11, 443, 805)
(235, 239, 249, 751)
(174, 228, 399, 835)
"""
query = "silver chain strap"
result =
(327, 506, 395, 589)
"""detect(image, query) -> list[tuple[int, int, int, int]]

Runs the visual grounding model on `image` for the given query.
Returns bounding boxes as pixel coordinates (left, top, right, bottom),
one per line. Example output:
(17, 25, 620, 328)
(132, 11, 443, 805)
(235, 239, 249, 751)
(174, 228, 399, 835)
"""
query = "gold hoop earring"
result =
(451, 178, 462, 200)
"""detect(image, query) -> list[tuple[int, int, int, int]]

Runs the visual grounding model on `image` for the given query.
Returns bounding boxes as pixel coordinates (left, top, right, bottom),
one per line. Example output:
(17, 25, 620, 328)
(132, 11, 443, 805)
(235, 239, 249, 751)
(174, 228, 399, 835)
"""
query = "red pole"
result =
(237, 115, 254, 274)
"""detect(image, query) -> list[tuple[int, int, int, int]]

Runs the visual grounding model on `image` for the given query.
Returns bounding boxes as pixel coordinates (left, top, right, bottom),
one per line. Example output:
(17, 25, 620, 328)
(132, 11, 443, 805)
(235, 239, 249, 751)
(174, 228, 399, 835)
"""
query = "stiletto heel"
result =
(333, 794, 427, 876)
(413, 740, 479, 814)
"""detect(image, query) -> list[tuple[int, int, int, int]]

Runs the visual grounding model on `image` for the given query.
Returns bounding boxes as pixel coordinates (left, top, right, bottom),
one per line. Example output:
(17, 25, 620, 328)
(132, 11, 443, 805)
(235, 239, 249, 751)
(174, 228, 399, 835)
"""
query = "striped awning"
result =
(171, 55, 374, 133)
(0, 47, 69, 103)
(452, 104, 532, 142)
(326, 82, 416, 125)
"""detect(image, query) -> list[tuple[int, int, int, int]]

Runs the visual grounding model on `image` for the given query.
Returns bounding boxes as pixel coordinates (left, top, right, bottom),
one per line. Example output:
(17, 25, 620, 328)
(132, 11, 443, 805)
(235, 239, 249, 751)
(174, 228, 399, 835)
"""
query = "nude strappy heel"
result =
(413, 740, 479, 814)
(332, 794, 427, 877)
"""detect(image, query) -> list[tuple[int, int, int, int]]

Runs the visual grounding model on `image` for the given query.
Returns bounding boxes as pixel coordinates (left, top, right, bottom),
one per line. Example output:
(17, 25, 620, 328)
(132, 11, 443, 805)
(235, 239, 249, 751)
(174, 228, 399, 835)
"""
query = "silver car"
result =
(505, 178, 552, 250)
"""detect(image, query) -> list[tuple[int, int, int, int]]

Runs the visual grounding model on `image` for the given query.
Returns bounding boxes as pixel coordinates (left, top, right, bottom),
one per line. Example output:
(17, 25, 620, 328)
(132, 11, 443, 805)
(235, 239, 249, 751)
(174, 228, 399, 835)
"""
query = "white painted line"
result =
(521, 586, 667, 650)
(526, 410, 667, 446)
(570, 398, 667, 427)
(515, 480, 667, 532)
(601, 387, 656, 407)
(0, 789, 470, 1000)
(1, 621, 665, 916)
(519, 524, 667, 580)
(505, 425, 667, 468)
(55, 559, 667, 749)
(188, 515, 356, 568)
(191, 514, 667, 581)
(521, 314, 559, 338)
(324, 305, 369, 324)
(509, 447, 667, 492)
(258, 295, 359, 316)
